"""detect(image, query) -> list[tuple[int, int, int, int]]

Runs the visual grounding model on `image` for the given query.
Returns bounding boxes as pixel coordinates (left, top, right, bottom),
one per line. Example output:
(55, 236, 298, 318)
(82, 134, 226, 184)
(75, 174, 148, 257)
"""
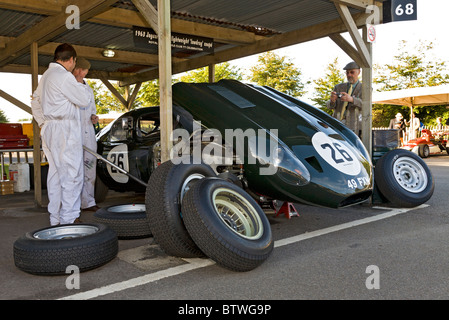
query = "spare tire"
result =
(375, 149, 434, 207)
(182, 178, 273, 272)
(145, 160, 216, 258)
(93, 204, 151, 239)
(13, 223, 118, 275)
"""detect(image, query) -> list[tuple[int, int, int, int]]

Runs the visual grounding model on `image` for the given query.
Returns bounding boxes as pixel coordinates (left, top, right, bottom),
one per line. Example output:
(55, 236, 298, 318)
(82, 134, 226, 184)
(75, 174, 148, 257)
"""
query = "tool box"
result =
(0, 124, 30, 149)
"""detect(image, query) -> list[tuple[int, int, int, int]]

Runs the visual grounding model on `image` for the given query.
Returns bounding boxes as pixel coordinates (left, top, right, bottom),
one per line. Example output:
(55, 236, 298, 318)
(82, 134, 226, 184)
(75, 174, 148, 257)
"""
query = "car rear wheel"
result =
(375, 149, 434, 207)
(13, 223, 118, 275)
(182, 178, 273, 272)
(93, 204, 151, 239)
(145, 159, 216, 258)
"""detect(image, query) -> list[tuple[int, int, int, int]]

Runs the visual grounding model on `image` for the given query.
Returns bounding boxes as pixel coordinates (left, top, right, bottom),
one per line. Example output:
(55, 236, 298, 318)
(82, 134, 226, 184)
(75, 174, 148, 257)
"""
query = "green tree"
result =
(178, 62, 243, 83)
(373, 40, 449, 126)
(0, 108, 8, 123)
(248, 51, 305, 97)
(88, 80, 143, 114)
(311, 57, 346, 114)
(137, 62, 242, 106)
(137, 80, 161, 107)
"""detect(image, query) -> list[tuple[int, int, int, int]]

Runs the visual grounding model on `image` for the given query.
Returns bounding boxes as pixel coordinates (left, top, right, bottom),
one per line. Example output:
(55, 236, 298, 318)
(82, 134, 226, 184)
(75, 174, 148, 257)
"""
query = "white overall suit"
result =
(80, 83, 98, 209)
(31, 62, 89, 225)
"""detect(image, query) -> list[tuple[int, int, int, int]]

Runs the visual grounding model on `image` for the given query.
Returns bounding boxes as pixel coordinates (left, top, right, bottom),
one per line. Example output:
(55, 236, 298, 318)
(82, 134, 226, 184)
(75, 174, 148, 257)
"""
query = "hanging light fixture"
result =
(102, 49, 115, 58)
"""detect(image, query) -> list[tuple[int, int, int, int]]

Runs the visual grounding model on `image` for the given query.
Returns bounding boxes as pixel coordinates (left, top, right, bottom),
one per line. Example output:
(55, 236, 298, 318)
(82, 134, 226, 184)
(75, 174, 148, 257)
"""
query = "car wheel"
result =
(145, 159, 216, 258)
(418, 144, 430, 158)
(94, 174, 109, 203)
(13, 223, 118, 275)
(182, 178, 273, 272)
(93, 204, 151, 239)
(375, 149, 434, 208)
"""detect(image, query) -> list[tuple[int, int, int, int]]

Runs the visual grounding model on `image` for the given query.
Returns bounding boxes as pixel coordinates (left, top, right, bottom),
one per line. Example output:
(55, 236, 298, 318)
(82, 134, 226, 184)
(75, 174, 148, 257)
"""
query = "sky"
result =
(1, 0, 448, 122)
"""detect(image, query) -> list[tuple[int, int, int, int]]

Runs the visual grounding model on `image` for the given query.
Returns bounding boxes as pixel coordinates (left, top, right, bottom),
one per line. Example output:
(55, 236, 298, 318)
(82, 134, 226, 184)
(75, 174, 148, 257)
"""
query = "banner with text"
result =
(133, 26, 214, 53)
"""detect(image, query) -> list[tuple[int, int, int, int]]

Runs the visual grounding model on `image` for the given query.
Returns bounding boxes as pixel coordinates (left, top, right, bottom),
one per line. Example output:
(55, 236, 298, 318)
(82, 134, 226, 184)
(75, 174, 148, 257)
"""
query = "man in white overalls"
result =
(31, 43, 89, 225)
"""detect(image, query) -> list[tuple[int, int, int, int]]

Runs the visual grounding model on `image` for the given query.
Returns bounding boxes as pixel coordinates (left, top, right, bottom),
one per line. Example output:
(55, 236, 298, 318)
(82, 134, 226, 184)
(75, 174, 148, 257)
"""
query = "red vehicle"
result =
(401, 129, 449, 158)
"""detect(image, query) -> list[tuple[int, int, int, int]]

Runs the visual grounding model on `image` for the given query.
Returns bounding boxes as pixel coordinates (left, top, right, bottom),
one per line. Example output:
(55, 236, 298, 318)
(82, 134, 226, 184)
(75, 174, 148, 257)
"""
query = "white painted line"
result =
(274, 204, 429, 248)
(59, 258, 215, 300)
(59, 204, 428, 300)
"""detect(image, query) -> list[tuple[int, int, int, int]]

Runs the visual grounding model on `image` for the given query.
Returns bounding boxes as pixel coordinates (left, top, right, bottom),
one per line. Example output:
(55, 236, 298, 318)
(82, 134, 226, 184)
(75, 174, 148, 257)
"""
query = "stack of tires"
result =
(145, 160, 274, 272)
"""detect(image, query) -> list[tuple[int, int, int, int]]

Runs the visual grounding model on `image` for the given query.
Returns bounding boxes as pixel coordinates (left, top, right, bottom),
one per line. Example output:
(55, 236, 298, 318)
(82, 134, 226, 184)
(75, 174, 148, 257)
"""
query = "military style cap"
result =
(343, 61, 360, 70)
(75, 57, 91, 70)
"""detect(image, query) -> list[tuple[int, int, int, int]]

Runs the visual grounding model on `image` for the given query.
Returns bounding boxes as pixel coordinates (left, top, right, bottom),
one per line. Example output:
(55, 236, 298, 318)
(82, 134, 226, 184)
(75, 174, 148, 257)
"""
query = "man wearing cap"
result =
(73, 58, 101, 212)
(326, 61, 363, 136)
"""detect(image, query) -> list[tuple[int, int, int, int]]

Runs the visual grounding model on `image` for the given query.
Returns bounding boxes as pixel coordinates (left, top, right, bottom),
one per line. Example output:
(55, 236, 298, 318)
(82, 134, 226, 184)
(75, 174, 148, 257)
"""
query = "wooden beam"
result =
(0, 89, 32, 114)
(131, 0, 159, 33)
(361, 25, 373, 156)
(330, 0, 375, 10)
(0, 35, 186, 66)
(335, 3, 371, 68)
(31, 41, 42, 207)
(127, 82, 142, 110)
(97, 73, 128, 108)
(329, 33, 364, 68)
(0, 0, 117, 67)
(0, 64, 136, 82)
(39, 42, 161, 66)
(157, 0, 173, 163)
(120, 12, 372, 85)
(0, 1, 264, 45)
(208, 64, 215, 83)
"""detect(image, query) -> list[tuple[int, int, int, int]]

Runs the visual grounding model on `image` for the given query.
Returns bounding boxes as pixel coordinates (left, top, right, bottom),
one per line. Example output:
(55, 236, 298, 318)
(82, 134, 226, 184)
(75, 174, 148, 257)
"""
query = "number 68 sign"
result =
(383, 0, 417, 23)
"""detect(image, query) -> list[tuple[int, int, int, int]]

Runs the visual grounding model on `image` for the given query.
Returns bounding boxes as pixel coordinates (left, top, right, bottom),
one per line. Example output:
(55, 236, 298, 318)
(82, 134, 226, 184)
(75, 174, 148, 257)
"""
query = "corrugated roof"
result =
(0, 0, 372, 83)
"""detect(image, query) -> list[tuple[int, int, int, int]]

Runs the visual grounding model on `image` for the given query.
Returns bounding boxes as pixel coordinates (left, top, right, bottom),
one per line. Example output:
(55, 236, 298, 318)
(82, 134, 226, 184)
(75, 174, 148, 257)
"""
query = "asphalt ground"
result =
(1, 155, 448, 302)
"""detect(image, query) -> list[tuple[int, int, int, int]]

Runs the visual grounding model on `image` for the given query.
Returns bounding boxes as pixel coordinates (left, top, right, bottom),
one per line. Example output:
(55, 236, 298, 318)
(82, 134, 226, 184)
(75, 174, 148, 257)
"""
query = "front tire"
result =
(375, 149, 434, 207)
(145, 160, 216, 258)
(182, 178, 273, 272)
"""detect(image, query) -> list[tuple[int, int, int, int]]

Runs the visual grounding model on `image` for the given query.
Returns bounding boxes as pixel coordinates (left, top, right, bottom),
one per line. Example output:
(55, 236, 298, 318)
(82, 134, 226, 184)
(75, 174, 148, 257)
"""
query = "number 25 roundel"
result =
(106, 144, 129, 183)
(312, 132, 361, 176)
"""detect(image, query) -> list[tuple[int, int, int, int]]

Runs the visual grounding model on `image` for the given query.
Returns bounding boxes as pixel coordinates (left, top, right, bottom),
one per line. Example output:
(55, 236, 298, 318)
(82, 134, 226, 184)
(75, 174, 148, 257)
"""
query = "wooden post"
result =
(31, 42, 42, 207)
(361, 26, 373, 158)
(158, 0, 172, 163)
(208, 64, 215, 83)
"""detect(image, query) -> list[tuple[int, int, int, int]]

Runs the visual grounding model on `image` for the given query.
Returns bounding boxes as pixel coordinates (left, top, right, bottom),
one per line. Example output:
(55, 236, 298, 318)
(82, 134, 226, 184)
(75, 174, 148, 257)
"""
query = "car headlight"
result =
(248, 135, 310, 186)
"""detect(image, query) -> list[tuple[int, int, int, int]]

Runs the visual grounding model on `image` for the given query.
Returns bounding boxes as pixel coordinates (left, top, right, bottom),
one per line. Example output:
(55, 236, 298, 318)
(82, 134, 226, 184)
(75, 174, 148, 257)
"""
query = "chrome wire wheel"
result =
(180, 173, 205, 202)
(393, 156, 428, 193)
(33, 225, 99, 240)
(212, 187, 263, 240)
(107, 204, 146, 214)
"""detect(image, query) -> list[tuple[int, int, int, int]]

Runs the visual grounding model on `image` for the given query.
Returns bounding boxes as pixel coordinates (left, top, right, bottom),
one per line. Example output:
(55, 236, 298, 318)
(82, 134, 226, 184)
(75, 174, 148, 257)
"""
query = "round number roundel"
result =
(312, 132, 361, 176)
(106, 144, 129, 183)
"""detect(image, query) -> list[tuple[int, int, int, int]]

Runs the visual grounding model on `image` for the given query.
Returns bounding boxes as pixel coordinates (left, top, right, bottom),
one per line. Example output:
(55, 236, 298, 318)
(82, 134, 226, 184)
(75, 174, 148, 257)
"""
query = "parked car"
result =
(96, 80, 374, 209)
(401, 128, 449, 158)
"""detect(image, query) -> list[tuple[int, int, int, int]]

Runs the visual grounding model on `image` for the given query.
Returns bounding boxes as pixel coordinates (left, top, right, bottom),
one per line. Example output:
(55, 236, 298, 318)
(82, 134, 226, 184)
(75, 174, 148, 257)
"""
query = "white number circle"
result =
(106, 144, 129, 183)
(312, 132, 361, 176)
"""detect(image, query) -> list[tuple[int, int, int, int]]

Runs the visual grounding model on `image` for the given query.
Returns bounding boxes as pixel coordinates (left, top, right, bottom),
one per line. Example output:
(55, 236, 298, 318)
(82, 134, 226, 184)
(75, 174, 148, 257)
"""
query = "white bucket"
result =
(9, 163, 30, 192)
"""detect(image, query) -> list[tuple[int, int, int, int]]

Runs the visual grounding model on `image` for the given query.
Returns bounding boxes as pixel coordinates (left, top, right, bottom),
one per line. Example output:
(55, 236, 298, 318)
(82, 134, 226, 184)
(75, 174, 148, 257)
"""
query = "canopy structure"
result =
(373, 85, 449, 139)
(0, 0, 387, 206)
(373, 85, 449, 107)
